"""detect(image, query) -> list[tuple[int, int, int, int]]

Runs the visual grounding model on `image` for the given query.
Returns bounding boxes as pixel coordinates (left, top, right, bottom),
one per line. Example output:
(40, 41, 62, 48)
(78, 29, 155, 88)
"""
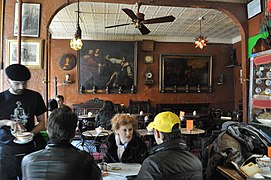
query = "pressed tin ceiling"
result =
(49, 1, 248, 44)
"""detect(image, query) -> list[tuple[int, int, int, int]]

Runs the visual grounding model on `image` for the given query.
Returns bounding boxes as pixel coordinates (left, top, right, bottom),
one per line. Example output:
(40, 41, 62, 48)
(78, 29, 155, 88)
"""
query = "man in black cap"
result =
(0, 64, 47, 179)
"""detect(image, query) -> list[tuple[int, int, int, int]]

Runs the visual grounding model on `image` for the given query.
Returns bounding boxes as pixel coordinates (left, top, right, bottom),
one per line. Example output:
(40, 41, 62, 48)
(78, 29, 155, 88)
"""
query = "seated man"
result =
(137, 111, 203, 180)
(21, 108, 102, 180)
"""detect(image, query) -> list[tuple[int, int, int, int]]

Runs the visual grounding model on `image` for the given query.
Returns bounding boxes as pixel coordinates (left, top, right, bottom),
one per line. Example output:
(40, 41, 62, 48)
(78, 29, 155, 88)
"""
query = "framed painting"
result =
(247, 0, 262, 19)
(7, 39, 44, 69)
(14, 3, 41, 37)
(78, 40, 137, 94)
(159, 54, 212, 93)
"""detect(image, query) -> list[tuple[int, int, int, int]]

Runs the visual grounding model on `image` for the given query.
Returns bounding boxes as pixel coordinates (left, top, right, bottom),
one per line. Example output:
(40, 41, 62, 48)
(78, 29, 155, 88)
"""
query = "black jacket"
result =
(94, 109, 116, 130)
(104, 133, 148, 163)
(21, 140, 102, 180)
(136, 139, 203, 180)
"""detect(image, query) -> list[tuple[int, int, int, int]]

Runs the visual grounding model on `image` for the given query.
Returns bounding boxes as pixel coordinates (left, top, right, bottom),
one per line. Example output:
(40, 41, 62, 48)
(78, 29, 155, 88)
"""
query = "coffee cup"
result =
(16, 132, 33, 143)
(256, 157, 271, 168)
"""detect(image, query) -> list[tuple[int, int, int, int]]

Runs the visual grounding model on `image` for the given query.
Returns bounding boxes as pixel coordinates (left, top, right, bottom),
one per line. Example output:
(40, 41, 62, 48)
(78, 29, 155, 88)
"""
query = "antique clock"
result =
(144, 67, 155, 88)
(144, 55, 154, 64)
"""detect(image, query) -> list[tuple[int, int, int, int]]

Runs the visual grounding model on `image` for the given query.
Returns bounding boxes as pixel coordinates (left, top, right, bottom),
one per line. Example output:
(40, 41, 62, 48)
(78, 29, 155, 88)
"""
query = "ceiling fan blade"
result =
(144, 15, 175, 24)
(105, 23, 132, 29)
(122, 8, 137, 20)
(139, 24, 151, 35)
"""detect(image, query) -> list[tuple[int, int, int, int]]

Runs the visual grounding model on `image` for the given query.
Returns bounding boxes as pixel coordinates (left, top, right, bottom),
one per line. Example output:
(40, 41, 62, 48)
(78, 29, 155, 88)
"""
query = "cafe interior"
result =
(2, 0, 271, 179)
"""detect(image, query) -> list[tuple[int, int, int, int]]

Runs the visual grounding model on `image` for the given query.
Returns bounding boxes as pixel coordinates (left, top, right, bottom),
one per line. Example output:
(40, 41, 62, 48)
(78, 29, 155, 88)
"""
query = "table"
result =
(103, 163, 141, 180)
(137, 129, 154, 136)
(82, 130, 112, 137)
(180, 128, 205, 156)
(180, 128, 205, 135)
(78, 114, 97, 119)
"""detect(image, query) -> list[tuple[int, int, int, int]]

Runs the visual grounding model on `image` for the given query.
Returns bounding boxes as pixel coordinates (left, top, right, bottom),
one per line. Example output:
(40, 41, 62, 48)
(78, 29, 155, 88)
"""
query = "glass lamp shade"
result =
(194, 35, 207, 49)
(70, 37, 83, 51)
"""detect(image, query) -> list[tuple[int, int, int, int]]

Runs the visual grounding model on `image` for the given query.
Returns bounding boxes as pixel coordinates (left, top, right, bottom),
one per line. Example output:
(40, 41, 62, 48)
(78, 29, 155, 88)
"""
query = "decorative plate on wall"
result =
(59, 54, 76, 71)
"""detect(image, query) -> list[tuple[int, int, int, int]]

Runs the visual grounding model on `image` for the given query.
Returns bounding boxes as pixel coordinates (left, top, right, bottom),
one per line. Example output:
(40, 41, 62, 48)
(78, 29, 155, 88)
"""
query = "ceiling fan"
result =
(105, 2, 175, 35)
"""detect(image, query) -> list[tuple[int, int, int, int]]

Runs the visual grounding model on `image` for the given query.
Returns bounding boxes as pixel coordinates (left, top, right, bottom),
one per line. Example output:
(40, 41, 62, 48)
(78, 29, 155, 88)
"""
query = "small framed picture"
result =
(247, 0, 262, 19)
(14, 3, 41, 37)
(7, 39, 44, 69)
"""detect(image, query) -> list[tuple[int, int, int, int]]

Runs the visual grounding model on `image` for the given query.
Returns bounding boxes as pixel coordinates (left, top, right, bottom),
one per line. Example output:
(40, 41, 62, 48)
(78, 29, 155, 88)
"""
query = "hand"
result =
(4, 120, 26, 133)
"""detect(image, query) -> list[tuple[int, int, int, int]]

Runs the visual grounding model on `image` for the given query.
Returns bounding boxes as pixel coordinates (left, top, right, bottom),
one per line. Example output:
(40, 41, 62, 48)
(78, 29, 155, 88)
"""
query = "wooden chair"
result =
(128, 99, 151, 114)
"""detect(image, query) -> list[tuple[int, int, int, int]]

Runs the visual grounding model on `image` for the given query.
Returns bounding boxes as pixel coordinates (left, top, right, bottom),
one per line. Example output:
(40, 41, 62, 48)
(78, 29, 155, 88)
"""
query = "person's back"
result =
(95, 100, 116, 130)
(21, 108, 102, 180)
(138, 139, 202, 180)
(137, 111, 203, 180)
(22, 142, 100, 180)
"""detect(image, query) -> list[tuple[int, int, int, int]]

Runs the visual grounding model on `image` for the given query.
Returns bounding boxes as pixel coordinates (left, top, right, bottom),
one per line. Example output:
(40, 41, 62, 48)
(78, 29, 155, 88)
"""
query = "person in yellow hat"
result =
(137, 111, 203, 180)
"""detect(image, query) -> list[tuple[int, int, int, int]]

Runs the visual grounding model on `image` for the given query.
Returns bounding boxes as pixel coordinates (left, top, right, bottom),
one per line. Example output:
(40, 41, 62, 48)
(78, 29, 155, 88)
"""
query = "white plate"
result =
(266, 80, 271, 86)
(256, 79, 262, 84)
(265, 88, 271, 95)
(13, 137, 33, 144)
(255, 87, 262, 94)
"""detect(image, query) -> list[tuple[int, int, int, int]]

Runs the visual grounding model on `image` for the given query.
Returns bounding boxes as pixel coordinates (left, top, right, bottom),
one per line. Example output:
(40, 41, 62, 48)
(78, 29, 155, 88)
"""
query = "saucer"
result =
(13, 137, 33, 144)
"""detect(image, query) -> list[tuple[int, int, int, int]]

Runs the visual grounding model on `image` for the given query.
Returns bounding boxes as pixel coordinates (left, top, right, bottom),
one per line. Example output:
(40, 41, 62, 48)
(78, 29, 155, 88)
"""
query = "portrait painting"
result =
(78, 41, 137, 94)
(59, 54, 76, 71)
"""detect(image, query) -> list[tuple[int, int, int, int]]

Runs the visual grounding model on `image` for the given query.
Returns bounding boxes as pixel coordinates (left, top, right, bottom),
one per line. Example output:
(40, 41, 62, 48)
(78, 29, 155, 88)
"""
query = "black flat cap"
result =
(5, 64, 31, 81)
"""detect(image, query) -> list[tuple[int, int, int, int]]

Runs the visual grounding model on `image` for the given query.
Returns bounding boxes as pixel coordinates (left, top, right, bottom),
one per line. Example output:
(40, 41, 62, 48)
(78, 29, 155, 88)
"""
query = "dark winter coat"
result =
(136, 139, 203, 180)
(104, 133, 148, 163)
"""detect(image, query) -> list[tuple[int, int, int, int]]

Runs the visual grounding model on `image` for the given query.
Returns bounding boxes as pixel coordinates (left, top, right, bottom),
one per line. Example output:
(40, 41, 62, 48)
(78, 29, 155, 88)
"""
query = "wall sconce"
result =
(197, 85, 201, 93)
(118, 86, 122, 94)
(217, 75, 224, 85)
(174, 85, 177, 93)
(130, 85, 136, 94)
(239, 69, 249, 84)
(92, 86, 96, 94)
(185, 84, 189, 93)
(79, 85, 84, 93)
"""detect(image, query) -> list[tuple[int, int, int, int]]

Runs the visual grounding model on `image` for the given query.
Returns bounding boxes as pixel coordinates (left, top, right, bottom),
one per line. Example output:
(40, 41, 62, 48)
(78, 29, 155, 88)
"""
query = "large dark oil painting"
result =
(159, 54, 212, 93)
(78, 41, 137, 94)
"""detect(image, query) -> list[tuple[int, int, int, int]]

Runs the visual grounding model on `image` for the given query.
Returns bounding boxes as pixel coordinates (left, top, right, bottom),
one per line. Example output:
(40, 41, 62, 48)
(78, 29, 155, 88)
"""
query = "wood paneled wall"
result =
(50, 39, 238, 111)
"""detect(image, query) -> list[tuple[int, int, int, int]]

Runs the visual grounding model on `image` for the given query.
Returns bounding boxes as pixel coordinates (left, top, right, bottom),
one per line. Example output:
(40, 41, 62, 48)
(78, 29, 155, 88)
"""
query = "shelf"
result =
(252, 98, 271, 108)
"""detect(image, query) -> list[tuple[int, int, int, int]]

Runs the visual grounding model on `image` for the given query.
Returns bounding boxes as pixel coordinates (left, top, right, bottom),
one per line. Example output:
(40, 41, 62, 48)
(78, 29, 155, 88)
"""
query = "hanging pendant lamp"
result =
(194, 17, 207, 49)
(70, 0, 83, 51)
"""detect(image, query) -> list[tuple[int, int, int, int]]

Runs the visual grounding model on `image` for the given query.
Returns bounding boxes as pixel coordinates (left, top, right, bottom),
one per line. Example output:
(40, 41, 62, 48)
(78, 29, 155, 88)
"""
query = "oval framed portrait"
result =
(59, 54, 76, 71)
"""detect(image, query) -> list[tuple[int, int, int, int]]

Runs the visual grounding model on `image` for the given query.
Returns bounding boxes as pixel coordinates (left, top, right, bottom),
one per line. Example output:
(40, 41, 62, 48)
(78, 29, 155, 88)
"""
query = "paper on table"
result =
(186, 120, 193, 131)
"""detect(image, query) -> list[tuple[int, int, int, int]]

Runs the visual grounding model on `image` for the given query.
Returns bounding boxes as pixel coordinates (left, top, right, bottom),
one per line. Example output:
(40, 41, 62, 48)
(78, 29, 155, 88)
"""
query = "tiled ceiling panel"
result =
(49, 1, 246, 44)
